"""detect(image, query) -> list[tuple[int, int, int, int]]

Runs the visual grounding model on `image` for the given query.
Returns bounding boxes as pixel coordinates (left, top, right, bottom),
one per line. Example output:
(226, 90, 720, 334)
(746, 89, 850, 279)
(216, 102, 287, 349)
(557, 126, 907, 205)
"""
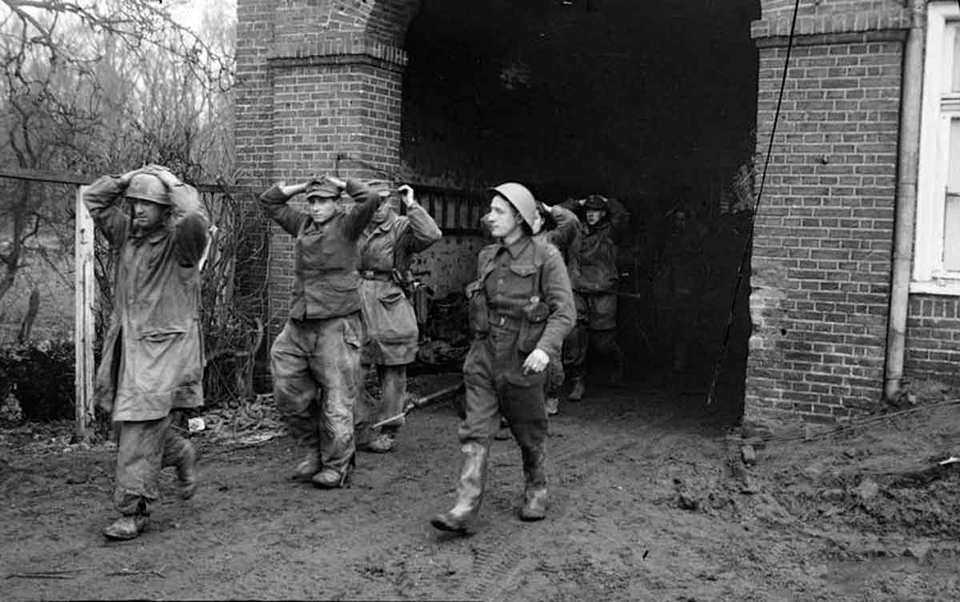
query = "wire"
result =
(706, 0, 801, 404)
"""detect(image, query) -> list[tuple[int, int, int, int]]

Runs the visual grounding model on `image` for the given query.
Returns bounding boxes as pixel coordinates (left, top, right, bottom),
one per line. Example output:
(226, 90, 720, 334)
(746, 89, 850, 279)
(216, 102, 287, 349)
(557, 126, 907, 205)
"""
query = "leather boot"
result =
(311, 453, 355, 489)
(177, 440, 198, 500)
(292, 451, 320, 481)
(430, 441, 489, 533)
(103, 514, 149, 540)
(519, 442, 548, 521)
(568, 375, 585, 402)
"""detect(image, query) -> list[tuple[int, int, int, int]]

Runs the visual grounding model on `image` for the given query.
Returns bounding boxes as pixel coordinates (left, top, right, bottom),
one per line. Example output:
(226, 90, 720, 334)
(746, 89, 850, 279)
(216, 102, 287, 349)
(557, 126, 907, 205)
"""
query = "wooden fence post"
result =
(74, 186, 95, 441)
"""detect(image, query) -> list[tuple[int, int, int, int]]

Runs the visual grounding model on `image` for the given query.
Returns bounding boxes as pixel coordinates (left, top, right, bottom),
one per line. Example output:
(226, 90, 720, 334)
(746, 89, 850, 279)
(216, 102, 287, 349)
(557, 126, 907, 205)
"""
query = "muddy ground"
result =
(2, 373, 960, 602)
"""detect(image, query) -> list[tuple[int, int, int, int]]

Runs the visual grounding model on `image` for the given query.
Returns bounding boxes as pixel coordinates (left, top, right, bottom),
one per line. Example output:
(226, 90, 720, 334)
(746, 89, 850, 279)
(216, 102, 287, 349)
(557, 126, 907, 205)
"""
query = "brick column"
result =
(746, 0, 910, 426)
(235, 0, 420, 346)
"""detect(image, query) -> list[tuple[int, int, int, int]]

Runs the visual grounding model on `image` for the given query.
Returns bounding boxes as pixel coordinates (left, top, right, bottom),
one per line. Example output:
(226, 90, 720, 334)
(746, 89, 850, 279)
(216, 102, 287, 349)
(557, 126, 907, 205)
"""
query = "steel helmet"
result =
(125, 173, 171, 205)
(488, 182, 543, 235)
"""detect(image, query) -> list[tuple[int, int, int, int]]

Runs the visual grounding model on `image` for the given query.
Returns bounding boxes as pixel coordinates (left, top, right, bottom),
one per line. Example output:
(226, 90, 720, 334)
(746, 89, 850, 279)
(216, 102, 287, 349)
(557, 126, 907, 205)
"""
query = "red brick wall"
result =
(746, 0, 908, 425)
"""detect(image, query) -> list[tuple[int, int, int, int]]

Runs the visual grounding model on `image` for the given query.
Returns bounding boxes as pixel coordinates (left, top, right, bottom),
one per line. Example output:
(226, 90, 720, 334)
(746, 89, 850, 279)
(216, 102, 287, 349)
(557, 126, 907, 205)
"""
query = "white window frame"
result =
(914, 1, 960, 294)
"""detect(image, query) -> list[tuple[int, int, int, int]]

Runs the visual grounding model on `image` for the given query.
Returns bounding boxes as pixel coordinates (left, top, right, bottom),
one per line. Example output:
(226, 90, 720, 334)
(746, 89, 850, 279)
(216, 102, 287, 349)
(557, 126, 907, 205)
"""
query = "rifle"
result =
(371, 381, 465, 429)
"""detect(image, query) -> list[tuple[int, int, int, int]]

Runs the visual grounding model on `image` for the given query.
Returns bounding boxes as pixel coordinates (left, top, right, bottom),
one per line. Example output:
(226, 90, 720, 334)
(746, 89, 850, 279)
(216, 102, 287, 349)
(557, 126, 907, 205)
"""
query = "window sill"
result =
(910, 279, 960, 296)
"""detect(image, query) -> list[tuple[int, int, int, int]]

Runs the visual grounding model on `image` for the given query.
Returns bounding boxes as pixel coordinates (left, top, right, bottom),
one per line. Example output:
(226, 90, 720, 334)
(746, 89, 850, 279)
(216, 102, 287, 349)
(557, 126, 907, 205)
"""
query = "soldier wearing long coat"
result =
(355, 183, 442, 453)
(84, 165, 209, 540)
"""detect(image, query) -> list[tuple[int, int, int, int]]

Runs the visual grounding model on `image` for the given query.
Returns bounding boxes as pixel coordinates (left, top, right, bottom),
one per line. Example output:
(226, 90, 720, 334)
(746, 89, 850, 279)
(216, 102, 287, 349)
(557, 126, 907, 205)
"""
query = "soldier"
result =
(355, 182, 442, 453)
(431, 183, 574, 533)
(562, 194, 629, 401)
(84, 165, 209, 540)
(260, 175, 380, 488)
(492, 200, 580, 438)
(535, 202, 581, 416)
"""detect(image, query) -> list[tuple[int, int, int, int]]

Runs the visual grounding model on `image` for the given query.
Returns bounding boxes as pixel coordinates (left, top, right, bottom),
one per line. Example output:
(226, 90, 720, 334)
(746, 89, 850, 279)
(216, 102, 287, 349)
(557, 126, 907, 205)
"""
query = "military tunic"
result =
(261, 179, 379, 476)
(357, 202, 442, 365)
(460, 236, 574, 443)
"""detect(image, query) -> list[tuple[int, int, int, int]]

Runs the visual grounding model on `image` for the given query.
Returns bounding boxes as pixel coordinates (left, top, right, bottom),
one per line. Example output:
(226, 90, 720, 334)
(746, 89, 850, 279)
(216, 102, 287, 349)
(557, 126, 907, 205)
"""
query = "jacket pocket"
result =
(374, 289, 417, 342)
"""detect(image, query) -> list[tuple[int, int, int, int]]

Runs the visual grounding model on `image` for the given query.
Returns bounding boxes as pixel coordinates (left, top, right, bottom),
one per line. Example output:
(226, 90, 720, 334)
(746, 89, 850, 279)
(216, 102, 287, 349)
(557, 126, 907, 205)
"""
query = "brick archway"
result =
(235, 0, 423, 341)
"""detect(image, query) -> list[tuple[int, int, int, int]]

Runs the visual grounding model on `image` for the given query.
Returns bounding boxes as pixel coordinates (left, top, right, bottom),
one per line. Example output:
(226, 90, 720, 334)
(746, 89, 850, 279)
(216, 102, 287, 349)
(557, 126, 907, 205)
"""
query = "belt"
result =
(488, 312, 522, 330)
(360, 270, 393, 281)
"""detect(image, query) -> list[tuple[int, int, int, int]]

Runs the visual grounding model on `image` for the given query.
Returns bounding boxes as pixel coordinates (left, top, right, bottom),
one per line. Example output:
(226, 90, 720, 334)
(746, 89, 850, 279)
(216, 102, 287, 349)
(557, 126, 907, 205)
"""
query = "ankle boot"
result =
(430, 441, 489, 532)
(568, 375, 585, 401)
(519, 442, 548, 521)
(312, 453, 355, 489)
(103, 514, 149, 540)
(292, 451, 320, 481)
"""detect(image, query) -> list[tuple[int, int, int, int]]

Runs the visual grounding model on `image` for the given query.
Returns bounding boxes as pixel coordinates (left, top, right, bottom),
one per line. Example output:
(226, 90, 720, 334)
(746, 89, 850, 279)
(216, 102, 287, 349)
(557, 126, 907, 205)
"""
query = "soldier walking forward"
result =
(355, 182, 442, 453)
(260, 176, 379, 488)
(84, 165, 209, 540)
(562, 194, 630, 401)
(431, 183, 574, 533)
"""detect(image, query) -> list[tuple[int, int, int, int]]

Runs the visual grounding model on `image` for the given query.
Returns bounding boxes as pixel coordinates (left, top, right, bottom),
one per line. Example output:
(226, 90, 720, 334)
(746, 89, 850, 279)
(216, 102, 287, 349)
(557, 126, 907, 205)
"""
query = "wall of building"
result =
(746, 0, 910, 425)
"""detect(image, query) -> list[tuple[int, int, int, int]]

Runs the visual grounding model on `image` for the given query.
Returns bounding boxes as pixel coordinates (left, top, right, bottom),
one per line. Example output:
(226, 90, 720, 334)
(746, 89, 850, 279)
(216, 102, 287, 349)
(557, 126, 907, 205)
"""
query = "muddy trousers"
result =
(114, 415, 193, 516)
(270, 315, 363, 478)
(564, 292, 623, 382)
(356, 364, 407, 441)
(453, 328, 549, 520)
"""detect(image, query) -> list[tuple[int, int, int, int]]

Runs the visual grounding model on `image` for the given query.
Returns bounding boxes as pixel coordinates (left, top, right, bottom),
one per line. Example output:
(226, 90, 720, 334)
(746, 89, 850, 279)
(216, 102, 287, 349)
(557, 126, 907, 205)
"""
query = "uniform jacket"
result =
(357, 201, 442, 364)
(469, 236, 575, 361)
(562, 197, 629, 293)
(260, 179, 378, 320)
(84, 173, 209, 421)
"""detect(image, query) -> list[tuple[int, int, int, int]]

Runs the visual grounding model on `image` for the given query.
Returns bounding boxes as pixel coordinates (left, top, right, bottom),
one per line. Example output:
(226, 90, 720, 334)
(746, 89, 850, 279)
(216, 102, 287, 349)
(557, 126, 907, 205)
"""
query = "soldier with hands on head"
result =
(431, 182, 574, 533)
(83, 165, 209, 541)
(260, 174, 380, 489)
(562, 193, 630, 401)
(355, 182, 442, 453)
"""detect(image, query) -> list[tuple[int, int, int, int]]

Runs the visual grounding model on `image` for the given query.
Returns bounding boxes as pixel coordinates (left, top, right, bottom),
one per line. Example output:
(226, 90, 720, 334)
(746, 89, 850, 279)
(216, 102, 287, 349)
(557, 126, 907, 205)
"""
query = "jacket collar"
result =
(499, 235, 532, 259)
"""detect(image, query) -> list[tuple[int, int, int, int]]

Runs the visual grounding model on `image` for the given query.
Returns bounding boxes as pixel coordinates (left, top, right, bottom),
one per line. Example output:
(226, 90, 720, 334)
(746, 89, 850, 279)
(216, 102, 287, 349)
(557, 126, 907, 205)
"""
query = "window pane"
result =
(944, 194, 960, 271)
(954, 26, 960, 92)
(951, 119, 960, 193)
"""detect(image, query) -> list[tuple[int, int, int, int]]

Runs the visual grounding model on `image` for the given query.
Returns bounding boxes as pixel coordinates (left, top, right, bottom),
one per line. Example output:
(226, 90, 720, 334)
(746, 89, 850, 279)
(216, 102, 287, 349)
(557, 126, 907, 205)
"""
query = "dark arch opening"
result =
(401, 0, 761, 418)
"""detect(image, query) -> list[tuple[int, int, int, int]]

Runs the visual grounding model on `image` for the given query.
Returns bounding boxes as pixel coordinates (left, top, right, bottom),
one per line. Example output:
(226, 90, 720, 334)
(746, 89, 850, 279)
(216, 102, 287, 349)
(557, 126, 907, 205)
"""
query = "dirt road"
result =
(2, 376, 959, 601)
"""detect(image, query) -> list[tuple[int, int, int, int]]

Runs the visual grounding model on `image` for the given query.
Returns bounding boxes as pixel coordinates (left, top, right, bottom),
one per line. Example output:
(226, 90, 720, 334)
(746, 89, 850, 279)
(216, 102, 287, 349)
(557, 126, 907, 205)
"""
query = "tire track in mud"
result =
(456, 407, 679, 602)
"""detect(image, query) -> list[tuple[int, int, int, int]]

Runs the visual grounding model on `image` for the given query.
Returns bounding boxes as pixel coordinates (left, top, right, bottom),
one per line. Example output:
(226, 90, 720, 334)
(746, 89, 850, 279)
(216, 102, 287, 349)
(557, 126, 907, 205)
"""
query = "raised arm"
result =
(140, 165, 211, 267)
(605, 196, 630, 236)
(259, 182, 311, 236)
(543, 204, 579, 254)
(396, 185, 442, 253)
(82, 173, 133, 247)
(342, 178, 380, 240)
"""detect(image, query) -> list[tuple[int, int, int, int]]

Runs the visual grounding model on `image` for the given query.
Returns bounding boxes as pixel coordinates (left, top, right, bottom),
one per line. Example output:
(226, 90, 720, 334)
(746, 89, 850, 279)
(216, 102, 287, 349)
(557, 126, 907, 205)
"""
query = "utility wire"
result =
(706, 0, 802, 404)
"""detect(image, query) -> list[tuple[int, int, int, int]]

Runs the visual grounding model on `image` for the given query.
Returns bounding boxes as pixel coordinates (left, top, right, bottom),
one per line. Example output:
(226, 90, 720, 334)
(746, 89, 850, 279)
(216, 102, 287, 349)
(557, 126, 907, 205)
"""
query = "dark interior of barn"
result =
(400, 0, 760, 410)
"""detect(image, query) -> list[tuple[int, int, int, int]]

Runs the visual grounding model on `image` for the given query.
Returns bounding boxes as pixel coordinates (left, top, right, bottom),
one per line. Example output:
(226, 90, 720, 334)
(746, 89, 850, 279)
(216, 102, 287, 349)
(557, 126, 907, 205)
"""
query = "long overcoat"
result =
(358, 202, 442, 365)
(84, 172, 209, 421)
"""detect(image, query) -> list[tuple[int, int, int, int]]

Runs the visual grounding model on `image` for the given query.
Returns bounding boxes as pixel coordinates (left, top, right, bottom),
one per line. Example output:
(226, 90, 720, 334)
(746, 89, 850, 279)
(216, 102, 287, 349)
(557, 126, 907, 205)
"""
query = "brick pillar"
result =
(235, 0, 421, 352)
(746, 0, 910, 426)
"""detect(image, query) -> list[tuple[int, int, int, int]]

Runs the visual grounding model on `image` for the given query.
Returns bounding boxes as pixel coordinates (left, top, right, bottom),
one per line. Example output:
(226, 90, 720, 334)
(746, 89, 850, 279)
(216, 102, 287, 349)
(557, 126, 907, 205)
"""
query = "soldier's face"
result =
(307, 196, 338, 224)
(485, 197, 522, 239)
(130, 199, 165, 230)
(372, 194, 396, 222)
(585, 209, 605, 226)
